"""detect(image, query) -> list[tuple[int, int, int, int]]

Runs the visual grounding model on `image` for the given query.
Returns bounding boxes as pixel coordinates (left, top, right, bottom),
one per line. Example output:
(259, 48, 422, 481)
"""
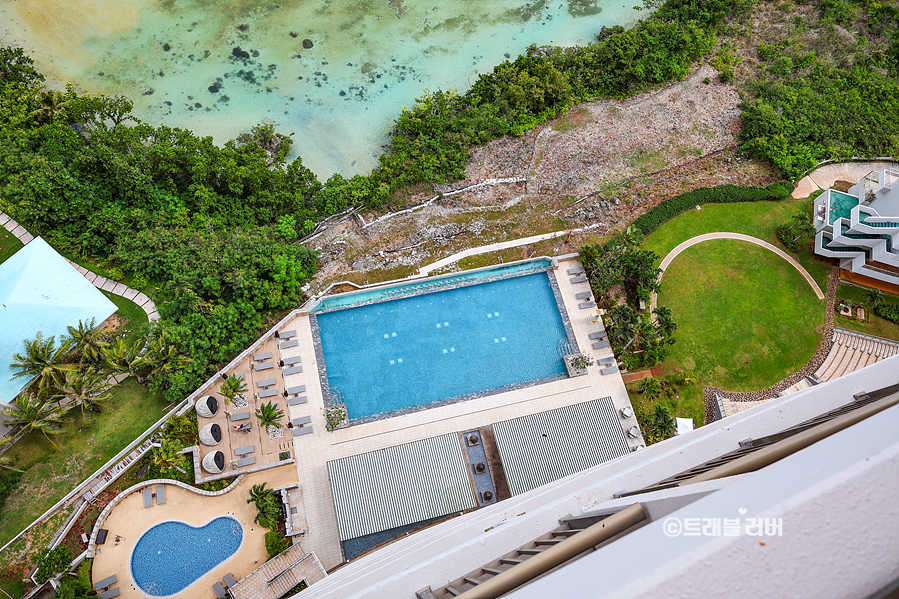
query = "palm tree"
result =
(10, 333, 74, 392)
(649, 404, 676, 439)
(144, 339, 193, 380)
(64, 318, 109, 365)
(57, 371, 113, 415)
(219, 375, 248, 407)
(0, 394, 69, 449)
(653, 306, 678, 341)
(791, 212, 816, 243)
(29, 89, 71, 124)
(106, 338, 152, 380)
(863, 288, 884, 312)
(151, 439, 186, 473)
(637, 377, 661, 397)
(247, 482, 272, 506)
(676, 370, 697, 386)
(255, 402, 284, 429)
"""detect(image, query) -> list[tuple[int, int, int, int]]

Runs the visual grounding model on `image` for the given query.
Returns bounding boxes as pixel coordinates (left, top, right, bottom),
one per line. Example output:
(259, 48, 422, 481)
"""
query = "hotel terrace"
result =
(815, 166, 899, 292)
(88, 255, 644, 599)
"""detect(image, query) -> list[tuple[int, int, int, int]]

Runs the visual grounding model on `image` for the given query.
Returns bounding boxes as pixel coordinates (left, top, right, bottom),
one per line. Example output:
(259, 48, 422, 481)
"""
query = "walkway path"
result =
(791, 160, 898, 199)
(0, 211, 159, 321)
(650, 232, 825, 312)
(418, 224, 603, 275)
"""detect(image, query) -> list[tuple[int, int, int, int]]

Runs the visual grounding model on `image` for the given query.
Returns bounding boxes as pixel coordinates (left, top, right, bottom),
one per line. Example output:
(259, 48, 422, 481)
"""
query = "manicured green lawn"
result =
(0, 227, 23, 265)
(0, 378, 167, 548)
(657, 240, 824, 392)
(641, 198, 810, 264)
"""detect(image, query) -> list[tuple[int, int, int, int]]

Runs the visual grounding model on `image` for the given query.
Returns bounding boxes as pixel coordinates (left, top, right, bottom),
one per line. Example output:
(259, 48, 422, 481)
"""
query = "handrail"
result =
(682, 391, 899, 485)
(454, 503, 647, 599)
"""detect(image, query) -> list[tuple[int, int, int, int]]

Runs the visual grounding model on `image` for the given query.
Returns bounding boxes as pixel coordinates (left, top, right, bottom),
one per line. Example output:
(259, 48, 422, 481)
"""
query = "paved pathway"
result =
(650, 232, 825, 312)
(418, 223, 603, 275)
(0, 210, 159, 321)
(791, 160, 898, 199)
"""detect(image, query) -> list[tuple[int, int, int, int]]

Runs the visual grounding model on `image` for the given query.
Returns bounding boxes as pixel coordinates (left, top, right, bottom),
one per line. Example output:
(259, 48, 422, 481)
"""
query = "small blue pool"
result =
(130, 516, 243, 597)
(316, 271, 571, 420)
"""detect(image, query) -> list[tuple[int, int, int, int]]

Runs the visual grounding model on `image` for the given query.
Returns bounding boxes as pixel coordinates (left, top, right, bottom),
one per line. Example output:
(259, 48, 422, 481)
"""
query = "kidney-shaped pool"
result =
(130, 516, 244, 596)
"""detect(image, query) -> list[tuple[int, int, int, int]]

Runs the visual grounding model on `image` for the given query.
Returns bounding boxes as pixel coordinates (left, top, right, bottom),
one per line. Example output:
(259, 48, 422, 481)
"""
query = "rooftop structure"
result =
(815, 166, 899, 291)
(297, 355, 899, 599)
(0, 237, 117, 404)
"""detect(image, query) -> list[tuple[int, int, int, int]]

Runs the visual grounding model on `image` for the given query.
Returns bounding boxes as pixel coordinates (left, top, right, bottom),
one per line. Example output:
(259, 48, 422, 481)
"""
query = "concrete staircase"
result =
(781, 330, 899, 397)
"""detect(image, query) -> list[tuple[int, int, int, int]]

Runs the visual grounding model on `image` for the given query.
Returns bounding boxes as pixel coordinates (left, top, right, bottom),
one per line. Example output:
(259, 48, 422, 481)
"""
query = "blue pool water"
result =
(316, 272, 570, 420)
(131, 516, 243, 597)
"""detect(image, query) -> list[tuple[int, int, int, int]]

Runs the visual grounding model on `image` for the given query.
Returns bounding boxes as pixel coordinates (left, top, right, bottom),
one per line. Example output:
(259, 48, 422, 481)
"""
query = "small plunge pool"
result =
(130, 516, 243, 596)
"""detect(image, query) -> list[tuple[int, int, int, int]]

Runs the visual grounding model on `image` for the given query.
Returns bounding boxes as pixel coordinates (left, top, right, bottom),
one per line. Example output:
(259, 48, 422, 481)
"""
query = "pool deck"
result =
(105, 258, 642, 591)
(92, 465, 298, 599)
(272, 260, 642, 569)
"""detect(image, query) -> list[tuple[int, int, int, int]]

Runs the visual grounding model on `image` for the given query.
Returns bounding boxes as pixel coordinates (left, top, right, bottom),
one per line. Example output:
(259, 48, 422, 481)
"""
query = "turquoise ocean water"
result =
(1, 0, 642, 177)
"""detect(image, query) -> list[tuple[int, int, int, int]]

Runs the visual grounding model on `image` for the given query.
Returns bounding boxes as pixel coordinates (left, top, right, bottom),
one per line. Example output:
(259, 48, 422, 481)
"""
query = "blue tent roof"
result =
(0, 238, 117, 404)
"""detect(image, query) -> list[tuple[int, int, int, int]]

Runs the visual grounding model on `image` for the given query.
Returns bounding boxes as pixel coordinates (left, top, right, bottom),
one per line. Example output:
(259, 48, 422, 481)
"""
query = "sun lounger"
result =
(293, 426, 313, 436)
(598, 357, 616, 366)
(99, 589, 120, 599)
(259, 388, 278, 398)
(570, 276, 588, 283)
(279, 330, 297, 340)
(234, 445, 254, 457)
(292, 416, 312, 427)
(256, 361, 274, 370)
(280, 339, 299, 349)
(257, 378, 277, 388)
(578, 301, 597, 309)
(288, 395, 308, 406)
(96, 529, 108, 545)
(282, 355, 302, 366)
(233, 423, 251, 432)
(589, 331, 607, 340)
(235, 373, 245, 380)
(286, 385, 306, 395)
(95, 575, 116, 590)
(567, 267, 584, 275)
(253, 351, 272, 361)
(593, 339, 611, 349)
(224, 573, 237, 588)
(601, 365, 619, 375)
(142, 488, 153, 508)
(283, 365, 303, 375)
(575, 291, 592, 300)
(156, 485, 165, 505)
(231, 411, 250, 421)
(213, 582, 226, 599)
(235, 456, 256, 467)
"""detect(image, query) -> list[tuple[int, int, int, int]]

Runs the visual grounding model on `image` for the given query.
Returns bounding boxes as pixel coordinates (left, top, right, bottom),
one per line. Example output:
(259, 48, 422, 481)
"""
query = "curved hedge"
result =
(631, 181, 795, 236)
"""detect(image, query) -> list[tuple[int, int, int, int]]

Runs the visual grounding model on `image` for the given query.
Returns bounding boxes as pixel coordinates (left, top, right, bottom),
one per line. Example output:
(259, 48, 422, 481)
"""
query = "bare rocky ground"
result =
(305, 63, 779, 293)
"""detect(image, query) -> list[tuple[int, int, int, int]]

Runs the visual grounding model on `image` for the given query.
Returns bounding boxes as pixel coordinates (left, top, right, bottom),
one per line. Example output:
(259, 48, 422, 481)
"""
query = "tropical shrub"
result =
(265, 530, 289, 559)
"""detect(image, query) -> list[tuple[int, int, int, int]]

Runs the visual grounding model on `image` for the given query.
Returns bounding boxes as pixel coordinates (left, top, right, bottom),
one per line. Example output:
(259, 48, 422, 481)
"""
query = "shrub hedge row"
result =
(631, 181, 795, 236)
(875, 302, 899, 324)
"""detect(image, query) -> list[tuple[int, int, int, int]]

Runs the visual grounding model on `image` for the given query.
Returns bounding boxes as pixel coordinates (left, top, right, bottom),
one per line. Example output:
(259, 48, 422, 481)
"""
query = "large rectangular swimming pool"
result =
(315, 272, 570, 420)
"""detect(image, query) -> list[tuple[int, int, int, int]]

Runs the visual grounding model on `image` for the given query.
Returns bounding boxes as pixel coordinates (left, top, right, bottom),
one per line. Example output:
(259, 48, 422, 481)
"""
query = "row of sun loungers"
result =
(95, 574, 119, 598)
(213, 573, 239, 598)
(142, 485, 166, 508)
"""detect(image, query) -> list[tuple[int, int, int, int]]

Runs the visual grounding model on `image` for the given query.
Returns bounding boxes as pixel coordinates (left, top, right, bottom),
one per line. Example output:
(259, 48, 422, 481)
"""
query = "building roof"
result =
(0, 238, 117, 403)
(492, 397, 631, 496)
(327, 432, 476, 542)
